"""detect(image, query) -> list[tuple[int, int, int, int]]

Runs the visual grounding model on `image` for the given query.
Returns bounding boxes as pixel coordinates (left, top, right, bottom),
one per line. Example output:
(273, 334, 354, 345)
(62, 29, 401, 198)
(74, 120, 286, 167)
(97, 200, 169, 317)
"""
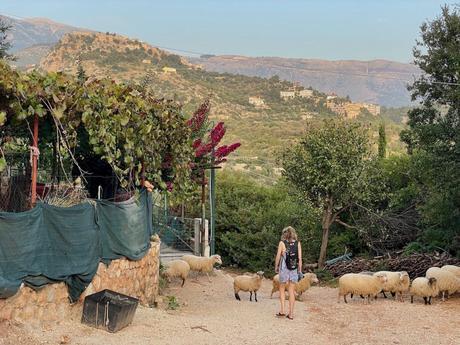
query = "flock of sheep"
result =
(163, 255, 460, 305)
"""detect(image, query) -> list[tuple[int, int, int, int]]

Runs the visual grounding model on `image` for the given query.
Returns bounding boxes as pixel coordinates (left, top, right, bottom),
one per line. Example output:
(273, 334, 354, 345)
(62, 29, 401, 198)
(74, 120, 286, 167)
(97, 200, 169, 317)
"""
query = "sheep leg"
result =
(234, 292, 241, 301)
(381, 290, 387, 299)
(206, 272, 212, 283)
(254, 291, 258, 302)
(391, 292, 396, 298)
(350, 293, 354, 298)
(250, 291, 253, 302)
(361, 295, 365, 299)
(428, 296, 432, 305)
(441, 291, 445, 302)
(343, 294, 348, 303)
(423, 297, 428, 305)
(181, 278, 186, 287)
(411, 295, 414, 304)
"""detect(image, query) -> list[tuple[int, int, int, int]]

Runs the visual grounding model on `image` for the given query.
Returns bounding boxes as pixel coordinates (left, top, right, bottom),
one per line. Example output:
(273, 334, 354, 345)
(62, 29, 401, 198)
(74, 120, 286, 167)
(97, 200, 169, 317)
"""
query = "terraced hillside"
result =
(39, 32, 409, 176)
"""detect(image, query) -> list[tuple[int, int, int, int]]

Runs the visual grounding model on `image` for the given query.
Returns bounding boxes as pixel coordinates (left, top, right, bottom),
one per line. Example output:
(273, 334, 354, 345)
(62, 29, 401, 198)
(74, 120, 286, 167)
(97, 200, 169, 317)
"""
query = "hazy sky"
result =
(0, 0, 456, 62)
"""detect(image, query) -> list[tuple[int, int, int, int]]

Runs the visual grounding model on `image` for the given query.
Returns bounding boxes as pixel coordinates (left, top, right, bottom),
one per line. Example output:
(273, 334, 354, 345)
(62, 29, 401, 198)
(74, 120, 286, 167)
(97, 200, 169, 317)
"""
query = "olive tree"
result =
(281, 119, 373, 268)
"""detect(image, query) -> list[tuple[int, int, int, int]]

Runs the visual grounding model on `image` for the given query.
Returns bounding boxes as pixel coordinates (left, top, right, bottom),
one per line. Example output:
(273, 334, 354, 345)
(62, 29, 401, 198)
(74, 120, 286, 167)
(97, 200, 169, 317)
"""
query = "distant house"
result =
(162, 67, 177, 74)
(326, 94, 338, 101)
(343, 103, 364, 119)
(361, 103, 381, 116)
(248, 96, 265, 107)
(280, 91, 296, 100)
(298, 89, 314, 98)
(326, 100, 347, 117)
(142, 59, 152, 64)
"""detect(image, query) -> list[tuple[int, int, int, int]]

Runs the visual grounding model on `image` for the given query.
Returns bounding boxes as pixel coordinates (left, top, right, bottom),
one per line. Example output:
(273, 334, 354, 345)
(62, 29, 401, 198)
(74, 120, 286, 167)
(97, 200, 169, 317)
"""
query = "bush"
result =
(215, 172, 320, 274)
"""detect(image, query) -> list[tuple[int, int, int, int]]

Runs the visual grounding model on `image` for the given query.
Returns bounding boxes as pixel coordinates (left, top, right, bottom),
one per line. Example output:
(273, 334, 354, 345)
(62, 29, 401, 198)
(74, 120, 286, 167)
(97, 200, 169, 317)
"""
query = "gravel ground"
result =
(1, 270, 459, 345)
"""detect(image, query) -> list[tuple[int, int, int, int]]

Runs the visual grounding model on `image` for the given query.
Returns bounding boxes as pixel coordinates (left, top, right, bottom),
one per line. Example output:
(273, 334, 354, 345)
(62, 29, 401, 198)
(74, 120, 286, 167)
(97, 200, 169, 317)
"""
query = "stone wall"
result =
(0, 239, 160, 322)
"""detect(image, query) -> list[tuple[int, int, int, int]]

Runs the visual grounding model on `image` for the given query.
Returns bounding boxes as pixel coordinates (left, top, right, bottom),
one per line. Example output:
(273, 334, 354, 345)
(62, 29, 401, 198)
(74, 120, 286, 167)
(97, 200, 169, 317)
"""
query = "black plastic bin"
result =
(81, 289, 139, 333)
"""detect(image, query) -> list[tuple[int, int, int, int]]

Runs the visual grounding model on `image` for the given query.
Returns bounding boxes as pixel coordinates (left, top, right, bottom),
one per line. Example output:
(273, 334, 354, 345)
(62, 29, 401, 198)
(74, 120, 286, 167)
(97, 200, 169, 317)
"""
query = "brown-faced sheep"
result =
(410, 277, 439, 305)
(426, 267, 460, 301)
(182, 254, 222, 282)
(338, 273, 388, 304)
(270, 273, 319, 300)
(234, 271, 264, 302)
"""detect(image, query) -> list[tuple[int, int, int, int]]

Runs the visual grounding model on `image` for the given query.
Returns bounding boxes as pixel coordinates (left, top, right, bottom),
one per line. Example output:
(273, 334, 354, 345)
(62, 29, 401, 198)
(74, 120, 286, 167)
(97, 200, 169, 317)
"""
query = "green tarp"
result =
(0, 189, 153, 302)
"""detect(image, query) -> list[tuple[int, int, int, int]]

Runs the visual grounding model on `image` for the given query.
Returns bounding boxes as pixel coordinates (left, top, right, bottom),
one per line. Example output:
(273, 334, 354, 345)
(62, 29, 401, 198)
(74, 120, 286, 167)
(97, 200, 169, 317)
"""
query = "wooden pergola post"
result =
(30, 114, 39, 206)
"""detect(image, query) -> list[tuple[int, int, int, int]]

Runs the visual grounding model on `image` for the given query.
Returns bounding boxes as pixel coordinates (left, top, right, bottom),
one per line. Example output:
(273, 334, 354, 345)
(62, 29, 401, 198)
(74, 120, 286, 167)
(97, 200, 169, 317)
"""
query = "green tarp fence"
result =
(0, 189, 153, 302)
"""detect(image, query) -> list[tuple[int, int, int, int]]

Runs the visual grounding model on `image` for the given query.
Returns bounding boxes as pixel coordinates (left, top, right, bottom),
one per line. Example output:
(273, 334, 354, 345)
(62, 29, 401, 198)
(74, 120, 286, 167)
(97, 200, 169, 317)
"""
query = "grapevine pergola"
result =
(0, 61, 240, 220)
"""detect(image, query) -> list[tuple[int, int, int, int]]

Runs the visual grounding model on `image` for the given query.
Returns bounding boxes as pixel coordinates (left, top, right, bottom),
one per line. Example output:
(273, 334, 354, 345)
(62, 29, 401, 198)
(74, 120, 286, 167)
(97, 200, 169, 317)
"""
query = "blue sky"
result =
(0, 0, 456, 62)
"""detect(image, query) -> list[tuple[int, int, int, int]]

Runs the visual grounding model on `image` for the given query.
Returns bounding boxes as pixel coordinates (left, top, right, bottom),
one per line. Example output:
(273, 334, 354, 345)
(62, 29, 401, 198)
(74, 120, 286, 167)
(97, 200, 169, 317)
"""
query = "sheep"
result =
(182, 254, 222, 282)
(270, 273, 319, 300)
(163, 260, 190, 287)
(351, 271, 374, 299)
(410, 277, 439, 305)
(233, 271, 264, 302)
(373, 271, 410, 301)
(338, 272, 387, 304)
(441, 265, 460, 279)
(426, 267, 460, 301)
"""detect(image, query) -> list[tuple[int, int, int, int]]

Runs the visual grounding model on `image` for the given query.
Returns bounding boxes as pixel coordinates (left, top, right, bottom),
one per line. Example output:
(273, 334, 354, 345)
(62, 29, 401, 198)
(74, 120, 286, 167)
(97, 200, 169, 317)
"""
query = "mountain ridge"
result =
(192, 55, 420, 107)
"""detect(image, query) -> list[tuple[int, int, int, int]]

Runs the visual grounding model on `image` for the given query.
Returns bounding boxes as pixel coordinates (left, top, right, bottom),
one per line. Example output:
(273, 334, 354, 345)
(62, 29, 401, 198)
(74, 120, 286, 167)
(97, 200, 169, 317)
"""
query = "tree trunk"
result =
(318, 221, 330, 269)
(318, 198, 333, 268)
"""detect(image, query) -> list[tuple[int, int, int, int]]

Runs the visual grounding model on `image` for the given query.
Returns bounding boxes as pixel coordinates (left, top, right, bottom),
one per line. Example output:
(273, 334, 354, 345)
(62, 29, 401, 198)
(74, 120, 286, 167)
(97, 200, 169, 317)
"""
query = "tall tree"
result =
(401, 5, 460, 254)
(282, 120, 373, 267)
(0, 18, 13, 60)
(378, 123, 386, 159)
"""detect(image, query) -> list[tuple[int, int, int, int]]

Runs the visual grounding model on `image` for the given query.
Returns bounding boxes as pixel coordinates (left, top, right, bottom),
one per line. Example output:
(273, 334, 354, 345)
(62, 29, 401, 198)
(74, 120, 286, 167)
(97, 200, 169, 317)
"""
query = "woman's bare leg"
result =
(288, 282, 296, 318)
(279, 283, 286, 314)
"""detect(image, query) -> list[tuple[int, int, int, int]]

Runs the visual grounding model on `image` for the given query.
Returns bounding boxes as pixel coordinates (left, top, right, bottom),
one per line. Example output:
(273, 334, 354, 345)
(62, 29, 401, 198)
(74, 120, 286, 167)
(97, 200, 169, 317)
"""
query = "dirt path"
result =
(1, 270, 459, 345)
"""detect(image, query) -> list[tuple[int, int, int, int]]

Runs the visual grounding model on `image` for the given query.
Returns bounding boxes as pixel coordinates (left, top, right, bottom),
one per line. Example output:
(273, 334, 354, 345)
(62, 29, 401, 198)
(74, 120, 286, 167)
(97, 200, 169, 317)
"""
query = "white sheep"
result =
(163, 260, 190, 287)
(270, 273, 319, 300)
(338, 272, 388, 304)
(426, 266, 460, 301)
(374, 271, 410, 301)
(182, 254, 222, 282)
(441, 265, 460, 279)
(233, 271, 264, 302)
(410, 277, 439, 305)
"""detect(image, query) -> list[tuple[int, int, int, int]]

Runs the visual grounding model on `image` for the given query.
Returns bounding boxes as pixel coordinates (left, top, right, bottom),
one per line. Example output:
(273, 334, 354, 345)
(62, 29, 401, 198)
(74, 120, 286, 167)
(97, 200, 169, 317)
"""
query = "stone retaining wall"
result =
(0, 239, 160, 322)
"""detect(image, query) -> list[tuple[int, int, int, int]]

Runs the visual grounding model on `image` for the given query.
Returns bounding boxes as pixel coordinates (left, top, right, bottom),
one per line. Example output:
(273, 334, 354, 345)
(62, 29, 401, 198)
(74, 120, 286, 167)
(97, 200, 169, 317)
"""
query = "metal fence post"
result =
(194, 218, 201, 256)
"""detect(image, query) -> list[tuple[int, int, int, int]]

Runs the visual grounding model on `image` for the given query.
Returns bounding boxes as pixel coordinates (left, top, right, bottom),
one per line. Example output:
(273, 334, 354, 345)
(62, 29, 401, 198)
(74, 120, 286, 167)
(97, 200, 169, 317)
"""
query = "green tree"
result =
(281, 119, 373, 267)
(76, 62, 87, 83)
(0, 18, 13, 60)
(401, 5, 460, 255)
(378, 123, 387, 159)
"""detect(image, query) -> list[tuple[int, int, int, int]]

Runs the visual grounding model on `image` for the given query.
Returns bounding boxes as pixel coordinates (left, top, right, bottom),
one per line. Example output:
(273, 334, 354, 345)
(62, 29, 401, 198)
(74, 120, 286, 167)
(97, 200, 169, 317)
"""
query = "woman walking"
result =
(275, 226, 302, 320)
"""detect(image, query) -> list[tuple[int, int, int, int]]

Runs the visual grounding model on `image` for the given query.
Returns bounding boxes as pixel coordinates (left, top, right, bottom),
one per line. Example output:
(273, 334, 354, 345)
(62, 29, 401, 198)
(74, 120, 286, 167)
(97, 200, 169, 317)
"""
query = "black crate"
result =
(81, 289, 139, 333)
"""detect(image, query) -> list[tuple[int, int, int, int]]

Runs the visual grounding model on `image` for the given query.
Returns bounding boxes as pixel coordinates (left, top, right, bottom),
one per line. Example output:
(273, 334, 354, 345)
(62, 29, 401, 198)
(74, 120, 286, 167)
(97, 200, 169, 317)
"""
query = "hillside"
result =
(0, 15, 84, 52)
(37, 32, 408, 177)
(0, 14, 86, 67)
(192, 55, 421, 107)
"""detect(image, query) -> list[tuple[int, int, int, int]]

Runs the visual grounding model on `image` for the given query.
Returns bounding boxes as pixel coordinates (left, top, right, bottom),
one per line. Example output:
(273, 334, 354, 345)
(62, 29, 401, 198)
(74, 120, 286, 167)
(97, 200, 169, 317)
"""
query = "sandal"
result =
(286, 315, 294, 320)
(275, 312, 286, 317)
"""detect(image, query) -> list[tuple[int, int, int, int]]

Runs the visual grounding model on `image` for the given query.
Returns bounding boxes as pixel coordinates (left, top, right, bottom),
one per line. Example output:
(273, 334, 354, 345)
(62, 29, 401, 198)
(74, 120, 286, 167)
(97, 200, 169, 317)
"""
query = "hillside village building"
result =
(327, 100, 381, 119)
(298, 89, 314, 98)
(280, 91, 296, 100)
(248, 96, 266, 107)
(162, 67, 177, 74)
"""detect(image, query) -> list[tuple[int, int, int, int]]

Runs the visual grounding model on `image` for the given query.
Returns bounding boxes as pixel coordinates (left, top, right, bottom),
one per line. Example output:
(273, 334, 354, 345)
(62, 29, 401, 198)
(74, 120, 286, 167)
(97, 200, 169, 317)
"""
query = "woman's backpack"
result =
(283, 240, 298, 270)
